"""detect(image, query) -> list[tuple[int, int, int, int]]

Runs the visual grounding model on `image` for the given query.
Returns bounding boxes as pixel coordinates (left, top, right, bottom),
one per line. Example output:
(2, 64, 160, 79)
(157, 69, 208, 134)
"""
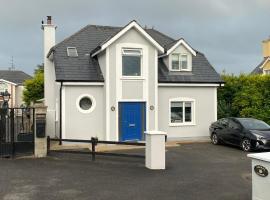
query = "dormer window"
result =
(67, 47, 78, 57)
(171, 53, 189, 71)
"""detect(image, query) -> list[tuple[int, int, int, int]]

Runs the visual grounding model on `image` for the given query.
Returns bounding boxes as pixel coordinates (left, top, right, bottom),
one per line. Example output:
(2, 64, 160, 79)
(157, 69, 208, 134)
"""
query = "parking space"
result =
(0, 143, 251, 200)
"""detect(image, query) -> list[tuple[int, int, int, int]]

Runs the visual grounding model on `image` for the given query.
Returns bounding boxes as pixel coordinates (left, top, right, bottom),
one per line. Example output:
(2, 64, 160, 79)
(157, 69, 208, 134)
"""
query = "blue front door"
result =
(119, 102, 146, 141)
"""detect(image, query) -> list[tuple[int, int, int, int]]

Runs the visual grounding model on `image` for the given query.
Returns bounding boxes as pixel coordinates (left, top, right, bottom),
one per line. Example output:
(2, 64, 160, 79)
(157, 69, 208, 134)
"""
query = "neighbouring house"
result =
(0, 70, 32, 107)
(42, 16, 223, 141)
(252, 37, 270, 74)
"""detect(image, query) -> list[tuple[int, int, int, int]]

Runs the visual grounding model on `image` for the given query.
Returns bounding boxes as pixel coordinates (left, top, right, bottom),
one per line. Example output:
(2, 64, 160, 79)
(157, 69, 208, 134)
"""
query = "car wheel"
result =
(211, 133, 219, 145)
(241, 138, 252, 152)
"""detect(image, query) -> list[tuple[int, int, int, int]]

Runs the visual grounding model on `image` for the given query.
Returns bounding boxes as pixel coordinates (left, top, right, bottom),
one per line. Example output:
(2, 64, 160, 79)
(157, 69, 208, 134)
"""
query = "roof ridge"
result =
(51, 22, 176, 54)
(91, 24, 122, 29)
(0, 69, 29, 73)
(0, 69, 23, 71)
(51, 24, 93, 51)
(49, 24, 123, 57)
(146, 28, 176, 42)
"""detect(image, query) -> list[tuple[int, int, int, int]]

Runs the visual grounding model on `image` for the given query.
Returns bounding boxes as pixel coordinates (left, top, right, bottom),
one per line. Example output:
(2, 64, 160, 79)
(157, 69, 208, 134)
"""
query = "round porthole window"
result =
(76, 94, 96, 113)
(79, 97, 92, 110)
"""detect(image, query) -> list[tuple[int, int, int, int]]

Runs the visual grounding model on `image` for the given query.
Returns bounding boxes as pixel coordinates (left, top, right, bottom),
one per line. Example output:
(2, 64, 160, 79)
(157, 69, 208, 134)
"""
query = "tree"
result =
(23, 64, 44, 106)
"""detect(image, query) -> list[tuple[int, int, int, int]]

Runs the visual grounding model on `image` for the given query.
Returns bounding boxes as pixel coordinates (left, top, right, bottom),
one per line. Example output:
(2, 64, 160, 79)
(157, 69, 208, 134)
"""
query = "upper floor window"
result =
(67, 47, 78, 57)
(264, 69, 270, 75)
(171, 53, 189, 71)
(122, 48, 142, 77)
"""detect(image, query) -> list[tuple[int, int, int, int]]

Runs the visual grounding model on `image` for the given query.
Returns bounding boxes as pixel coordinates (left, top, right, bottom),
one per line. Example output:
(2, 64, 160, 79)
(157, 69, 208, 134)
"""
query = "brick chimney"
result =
(262, 37, 270, 58)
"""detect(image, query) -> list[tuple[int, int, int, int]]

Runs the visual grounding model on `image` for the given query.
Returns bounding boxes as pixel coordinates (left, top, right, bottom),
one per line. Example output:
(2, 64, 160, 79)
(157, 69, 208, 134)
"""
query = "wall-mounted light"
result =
(0, 90, 10, 109)
(150, 105, 155, 110)
(111, 106, 115, 111)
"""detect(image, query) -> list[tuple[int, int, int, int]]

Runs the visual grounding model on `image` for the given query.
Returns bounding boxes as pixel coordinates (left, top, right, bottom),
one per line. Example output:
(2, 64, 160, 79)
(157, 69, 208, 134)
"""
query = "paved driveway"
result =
(0, 143, 251, 200)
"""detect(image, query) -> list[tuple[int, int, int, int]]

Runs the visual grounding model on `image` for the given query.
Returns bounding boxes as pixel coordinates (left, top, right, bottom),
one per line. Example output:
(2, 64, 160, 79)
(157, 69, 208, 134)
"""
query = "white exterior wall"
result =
(0, 81, 23, 107)
(158, 86, 217, 139)
(43, 24, 57, 137)
(56, 24, 219, 141)
(107, 28, 158, 140)
(15, 85, 24, 107)
(55, 83, 60, 138)
(164, 44, 193, 71)
(62, 85, 105, 140)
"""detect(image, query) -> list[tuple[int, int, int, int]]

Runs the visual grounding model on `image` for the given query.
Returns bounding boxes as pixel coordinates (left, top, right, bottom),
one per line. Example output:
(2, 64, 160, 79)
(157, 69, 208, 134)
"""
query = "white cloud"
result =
(0, 0, 269, 74)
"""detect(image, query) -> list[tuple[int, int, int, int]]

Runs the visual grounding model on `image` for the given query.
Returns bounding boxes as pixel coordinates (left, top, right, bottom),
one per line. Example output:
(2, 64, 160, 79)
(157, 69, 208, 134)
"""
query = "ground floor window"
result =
(169, 97, 195, 126)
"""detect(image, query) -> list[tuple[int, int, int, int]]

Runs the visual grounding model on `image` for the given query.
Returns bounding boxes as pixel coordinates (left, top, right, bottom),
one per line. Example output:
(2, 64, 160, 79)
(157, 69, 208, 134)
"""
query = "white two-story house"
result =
(42, 16, 223, 141)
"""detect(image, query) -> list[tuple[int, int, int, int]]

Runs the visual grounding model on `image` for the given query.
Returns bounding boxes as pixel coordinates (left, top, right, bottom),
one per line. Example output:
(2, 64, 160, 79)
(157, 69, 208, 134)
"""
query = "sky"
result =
(0, 0, 269, 75)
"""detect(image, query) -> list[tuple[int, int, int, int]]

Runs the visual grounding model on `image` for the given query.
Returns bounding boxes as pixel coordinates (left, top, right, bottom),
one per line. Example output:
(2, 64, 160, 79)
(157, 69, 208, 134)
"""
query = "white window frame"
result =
(67, 47, 78, 57)
(169, 97, 196, 126)
(76, 94, 96, 114)
(263, 69, 270, 75)
(170, 53, 190, 72)
(121, 48, 143, 79)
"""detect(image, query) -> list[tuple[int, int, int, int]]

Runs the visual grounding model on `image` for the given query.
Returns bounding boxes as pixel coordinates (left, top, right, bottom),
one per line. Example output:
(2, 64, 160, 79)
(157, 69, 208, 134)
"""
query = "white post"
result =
(248, 152, 270, 200)
(34, 103, 48, 158)
(145, 131, 166, 170)
(42, 16, 57, 138)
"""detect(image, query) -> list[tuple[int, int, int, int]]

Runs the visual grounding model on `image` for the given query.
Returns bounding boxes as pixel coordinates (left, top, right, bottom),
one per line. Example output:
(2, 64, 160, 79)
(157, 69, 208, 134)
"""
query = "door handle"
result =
(129, 124, 135, 127)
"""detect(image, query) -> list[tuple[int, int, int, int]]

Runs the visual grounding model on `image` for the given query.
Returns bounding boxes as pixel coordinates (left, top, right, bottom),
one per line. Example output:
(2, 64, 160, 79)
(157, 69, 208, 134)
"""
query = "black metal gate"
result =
(0, 108, 35, 158)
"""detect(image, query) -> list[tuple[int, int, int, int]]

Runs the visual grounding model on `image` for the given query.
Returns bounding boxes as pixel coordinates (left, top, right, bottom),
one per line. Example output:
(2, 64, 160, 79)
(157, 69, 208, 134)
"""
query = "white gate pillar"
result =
(34, 103, 47, 158)
(145, 131, 166, 170)
(248, 152, 270, 200)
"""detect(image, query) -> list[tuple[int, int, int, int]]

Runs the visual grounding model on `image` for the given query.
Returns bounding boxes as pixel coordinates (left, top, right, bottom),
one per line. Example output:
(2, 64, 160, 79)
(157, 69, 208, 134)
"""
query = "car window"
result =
(228, 119, 241, 130)
(238, 118, 270, 130)
(219, 118, 228, 127)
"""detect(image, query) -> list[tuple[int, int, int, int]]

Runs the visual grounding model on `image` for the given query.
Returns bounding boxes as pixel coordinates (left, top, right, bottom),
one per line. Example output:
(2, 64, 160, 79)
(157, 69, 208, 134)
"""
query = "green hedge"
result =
(218, 74, 270, 124)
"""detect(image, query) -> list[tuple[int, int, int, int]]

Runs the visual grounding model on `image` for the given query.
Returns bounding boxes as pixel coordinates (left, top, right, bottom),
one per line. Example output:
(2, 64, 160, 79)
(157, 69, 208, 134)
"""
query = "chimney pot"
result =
(47, 16, 52, 24)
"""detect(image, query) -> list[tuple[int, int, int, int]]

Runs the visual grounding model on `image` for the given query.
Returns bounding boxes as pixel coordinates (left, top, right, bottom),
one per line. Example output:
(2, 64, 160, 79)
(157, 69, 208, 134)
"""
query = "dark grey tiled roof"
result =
(52, 23, 222, 83)
(159, 52, 223, 83)
(52, 25, 121, 82)
(0, 70, 32, 85)
(251, 57, 267, 74)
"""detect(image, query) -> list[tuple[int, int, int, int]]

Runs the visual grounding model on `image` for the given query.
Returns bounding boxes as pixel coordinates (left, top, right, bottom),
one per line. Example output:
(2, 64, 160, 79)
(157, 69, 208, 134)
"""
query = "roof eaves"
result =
(56, 79, 104, 82)
(0, 79, 17, 85)
(47, 47, 55, 58)
(259, 57, 270, 69)
(158, 80, 225, 84)
(166, 38, 197, 56)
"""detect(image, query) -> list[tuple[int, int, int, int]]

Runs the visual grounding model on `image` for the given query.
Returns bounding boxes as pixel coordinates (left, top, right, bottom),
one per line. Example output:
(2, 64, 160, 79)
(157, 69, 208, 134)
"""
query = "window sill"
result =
(169, 122, 196, 127)
(121, 77, 145, 80)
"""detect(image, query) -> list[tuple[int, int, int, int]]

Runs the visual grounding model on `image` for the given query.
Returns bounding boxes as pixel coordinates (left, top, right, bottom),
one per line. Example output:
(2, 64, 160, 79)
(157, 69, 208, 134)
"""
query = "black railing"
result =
(47, 137, 145, 161)
(0, 108, 35, 158)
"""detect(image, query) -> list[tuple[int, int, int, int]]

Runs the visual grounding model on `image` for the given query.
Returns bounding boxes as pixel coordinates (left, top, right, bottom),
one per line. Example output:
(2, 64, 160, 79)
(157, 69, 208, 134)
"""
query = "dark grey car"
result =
(209, 117, 270, 151)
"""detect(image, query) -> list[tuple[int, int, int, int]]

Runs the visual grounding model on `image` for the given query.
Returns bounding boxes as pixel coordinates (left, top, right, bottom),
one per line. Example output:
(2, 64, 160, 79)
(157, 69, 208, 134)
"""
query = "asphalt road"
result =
(0, 143, 251, 200)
